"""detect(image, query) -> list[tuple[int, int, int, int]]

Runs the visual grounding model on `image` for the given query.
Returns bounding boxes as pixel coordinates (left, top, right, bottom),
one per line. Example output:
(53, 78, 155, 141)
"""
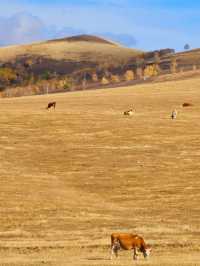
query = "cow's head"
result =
(143, 246, 151, 258)
(113, 240, 120, 251)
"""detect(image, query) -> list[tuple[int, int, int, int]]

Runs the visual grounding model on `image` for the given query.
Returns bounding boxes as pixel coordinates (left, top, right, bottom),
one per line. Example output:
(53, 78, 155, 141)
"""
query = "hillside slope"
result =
(0, 77, 200, 265)
(0, 34, 141, 63)
(1, 34, 200, 98)
(0, 35, 143, 95)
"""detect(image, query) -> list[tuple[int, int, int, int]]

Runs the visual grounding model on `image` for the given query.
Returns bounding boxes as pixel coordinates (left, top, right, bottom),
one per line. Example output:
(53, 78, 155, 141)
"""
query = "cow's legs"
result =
(133, 247, 138, 260)
(110, 243, 119, 260)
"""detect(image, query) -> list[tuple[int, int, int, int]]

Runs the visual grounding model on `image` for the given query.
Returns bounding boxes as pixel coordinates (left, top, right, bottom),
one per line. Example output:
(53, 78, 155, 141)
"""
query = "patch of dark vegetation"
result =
(144, 48, 175, 61)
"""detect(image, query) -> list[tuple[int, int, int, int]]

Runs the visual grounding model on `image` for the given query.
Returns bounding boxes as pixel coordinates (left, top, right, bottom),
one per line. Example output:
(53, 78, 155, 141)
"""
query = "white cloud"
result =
(0, 12, 137, 48)
(0, 12, 47, 46)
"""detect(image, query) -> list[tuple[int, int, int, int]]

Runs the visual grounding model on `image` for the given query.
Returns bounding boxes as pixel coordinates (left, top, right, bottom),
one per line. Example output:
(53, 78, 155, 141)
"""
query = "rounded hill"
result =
(0, 34, 142, 63)
(47, 34, 116, 45)
(0, 35, 143, 94)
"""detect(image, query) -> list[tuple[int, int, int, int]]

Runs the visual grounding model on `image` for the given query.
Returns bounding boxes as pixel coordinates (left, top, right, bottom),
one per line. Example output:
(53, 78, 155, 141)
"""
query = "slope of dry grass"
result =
(0, 77, 200, 265)
(0, 35, 141, 63)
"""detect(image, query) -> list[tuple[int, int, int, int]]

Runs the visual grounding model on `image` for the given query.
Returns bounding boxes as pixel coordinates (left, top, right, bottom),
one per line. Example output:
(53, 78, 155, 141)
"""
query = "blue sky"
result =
(0, 0, 199, 51)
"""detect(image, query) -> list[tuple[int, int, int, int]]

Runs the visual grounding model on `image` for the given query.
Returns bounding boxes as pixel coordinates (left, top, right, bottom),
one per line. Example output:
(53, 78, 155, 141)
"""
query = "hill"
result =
(0, 34, 141, 63)
(46, 34, 117, 45)
(1, 34, 200, 97)
(0, 77, 200, 265)
(0, 34, 143, 96)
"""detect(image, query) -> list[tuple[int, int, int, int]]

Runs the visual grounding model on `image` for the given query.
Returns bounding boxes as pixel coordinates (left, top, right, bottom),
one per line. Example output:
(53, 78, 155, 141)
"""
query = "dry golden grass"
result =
(0, 77, 200, 265)
(0, 39, 141, 63)
(154, 69, 200, 83)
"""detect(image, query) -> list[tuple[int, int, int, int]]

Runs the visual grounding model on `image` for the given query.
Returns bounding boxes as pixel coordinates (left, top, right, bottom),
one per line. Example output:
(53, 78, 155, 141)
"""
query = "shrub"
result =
(0, 68, 17, 83)
(63, 83, 70, 90)
(92, 73, 98, 82)
(41, 70, 51, 80)
(101, 77, 109, 85)
(111, 74, 120, 83)
(144, 64, 158, 78)
(63, 77, 73, 90)
(124, 70, 135, 81)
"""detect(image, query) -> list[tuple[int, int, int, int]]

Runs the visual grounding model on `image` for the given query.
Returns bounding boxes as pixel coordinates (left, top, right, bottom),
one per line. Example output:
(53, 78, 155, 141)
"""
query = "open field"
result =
(0, 77, 200, 265)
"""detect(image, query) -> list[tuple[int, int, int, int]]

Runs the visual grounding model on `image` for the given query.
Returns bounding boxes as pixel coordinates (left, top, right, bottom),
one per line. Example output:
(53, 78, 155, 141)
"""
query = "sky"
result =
(0, 0, 199, 51)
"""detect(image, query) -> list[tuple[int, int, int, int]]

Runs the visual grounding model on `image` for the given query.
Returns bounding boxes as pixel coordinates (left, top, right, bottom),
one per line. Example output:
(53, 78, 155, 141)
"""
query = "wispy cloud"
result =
(0, 12, 137, 48)
(0, 12, 47, 46)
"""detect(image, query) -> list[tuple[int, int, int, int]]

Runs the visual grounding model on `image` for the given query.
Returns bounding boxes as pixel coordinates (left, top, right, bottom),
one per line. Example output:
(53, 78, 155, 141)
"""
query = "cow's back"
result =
(111, 233, 143, 250)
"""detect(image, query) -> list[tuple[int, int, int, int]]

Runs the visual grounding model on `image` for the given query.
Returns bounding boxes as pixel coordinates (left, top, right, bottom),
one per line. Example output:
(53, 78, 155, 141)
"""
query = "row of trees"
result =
(0, 63, 167, 97)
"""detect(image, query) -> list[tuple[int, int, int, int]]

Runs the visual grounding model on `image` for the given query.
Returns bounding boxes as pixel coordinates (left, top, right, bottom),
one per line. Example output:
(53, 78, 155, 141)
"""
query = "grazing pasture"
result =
(0, 77, 200, 265)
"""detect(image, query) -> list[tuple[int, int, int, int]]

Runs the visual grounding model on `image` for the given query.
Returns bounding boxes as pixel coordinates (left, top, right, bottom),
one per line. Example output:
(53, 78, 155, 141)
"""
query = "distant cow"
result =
(110, 233, 151, 260)
(171, 109, 177, 119)
(46, 101, 56, 110)
(124, 109, 134, 116)
(182, 102, 193, 107)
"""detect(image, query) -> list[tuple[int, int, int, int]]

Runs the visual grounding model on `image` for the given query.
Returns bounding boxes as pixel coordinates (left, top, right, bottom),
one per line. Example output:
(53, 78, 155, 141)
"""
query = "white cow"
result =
(124, 109, 134, 116)
(171, 109, 177, 119)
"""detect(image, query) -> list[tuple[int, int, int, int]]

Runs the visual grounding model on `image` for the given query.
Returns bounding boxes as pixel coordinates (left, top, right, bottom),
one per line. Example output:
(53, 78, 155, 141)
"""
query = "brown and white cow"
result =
(171, 109, 177, 119)
(46, 101, 56, 110)
(124, 109, 134, 116)
(110, 233, 151, 260)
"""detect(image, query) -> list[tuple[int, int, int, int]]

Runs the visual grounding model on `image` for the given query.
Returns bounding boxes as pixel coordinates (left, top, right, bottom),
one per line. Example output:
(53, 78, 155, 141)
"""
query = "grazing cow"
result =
(182, 102, 193, 107)
(124, 109, 134, 116)
(171, 109, 177, 119)
(46, 101, 56, 110)
(110, 233, 151, 260)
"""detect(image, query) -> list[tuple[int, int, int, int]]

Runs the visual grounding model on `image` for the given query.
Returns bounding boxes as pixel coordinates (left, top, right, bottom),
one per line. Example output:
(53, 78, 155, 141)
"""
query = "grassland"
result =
(0, 77, 200, 265)
(0, 35, 141, 63)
